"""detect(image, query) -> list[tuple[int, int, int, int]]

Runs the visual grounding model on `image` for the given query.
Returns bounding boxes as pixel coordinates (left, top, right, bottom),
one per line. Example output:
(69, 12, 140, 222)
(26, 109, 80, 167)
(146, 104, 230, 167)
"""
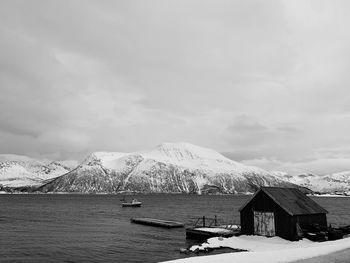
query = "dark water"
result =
(0, 194, 349, 263)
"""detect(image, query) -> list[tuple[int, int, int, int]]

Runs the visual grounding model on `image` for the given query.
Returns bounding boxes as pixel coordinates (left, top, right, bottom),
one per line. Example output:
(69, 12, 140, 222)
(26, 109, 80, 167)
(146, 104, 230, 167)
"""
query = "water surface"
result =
(0, 194, 349, 262)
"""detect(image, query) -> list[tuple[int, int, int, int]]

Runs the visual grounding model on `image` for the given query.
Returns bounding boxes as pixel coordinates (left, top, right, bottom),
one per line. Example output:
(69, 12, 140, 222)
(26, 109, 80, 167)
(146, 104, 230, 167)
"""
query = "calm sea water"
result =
(0, 194, 349, 263)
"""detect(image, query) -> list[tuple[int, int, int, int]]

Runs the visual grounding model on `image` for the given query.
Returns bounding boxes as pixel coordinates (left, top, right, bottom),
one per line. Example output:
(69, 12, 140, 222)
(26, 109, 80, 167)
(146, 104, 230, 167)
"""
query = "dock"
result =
(130, 217, 185, 228)
(185, 216, 241, 240)
(186, 227, 238, 240)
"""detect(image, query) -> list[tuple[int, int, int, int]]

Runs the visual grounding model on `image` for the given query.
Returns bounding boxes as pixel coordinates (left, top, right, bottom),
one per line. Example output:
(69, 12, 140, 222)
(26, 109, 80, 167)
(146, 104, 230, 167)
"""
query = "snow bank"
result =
(163, 235, 350, 263)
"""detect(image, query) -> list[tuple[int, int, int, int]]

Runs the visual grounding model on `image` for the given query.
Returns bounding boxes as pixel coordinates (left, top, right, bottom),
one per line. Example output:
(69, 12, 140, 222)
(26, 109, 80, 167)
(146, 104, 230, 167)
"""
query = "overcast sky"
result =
(1, 0, 350, 175)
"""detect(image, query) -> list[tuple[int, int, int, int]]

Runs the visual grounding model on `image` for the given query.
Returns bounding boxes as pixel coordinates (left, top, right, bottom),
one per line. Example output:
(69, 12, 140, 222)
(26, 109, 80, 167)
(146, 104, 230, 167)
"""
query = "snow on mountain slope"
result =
(276, 171, 350, 194)
(82, 152, 128, 169)
(39, 143, 303, 194)
(141, 142, 266, 175)
(0, 154, 74, 187)
(322, 171, 350, 193)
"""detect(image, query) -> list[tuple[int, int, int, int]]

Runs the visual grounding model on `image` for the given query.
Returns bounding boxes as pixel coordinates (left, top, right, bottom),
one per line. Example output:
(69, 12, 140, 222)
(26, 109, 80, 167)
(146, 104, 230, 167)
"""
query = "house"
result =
(239, 187, 328, 241)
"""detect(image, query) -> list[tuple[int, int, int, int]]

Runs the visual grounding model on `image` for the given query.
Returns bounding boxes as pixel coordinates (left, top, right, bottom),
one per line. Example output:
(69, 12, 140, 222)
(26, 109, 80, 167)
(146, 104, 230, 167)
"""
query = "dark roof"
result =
(239, 187, 328, 216)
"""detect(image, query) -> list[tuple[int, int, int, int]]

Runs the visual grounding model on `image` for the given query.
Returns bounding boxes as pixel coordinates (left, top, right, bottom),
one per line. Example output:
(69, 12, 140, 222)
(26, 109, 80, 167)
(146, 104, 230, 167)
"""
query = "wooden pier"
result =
(186, 227, 234, 240)
(186, 227, 238, 240)
(186, 216, 241, 240)
(130, 217, 185, 228)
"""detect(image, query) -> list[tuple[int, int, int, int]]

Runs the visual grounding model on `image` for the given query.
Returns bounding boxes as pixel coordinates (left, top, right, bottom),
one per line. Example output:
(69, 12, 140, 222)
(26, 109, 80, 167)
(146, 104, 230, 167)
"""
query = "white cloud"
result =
(0, 0, 349, 174)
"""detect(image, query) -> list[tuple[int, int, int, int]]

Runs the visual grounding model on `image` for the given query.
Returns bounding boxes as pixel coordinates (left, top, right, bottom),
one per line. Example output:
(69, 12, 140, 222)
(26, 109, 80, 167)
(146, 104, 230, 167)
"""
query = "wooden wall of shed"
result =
(240, 207, 254, 235)
(293, 214, 327, 229)
(240, 191, 295, 240)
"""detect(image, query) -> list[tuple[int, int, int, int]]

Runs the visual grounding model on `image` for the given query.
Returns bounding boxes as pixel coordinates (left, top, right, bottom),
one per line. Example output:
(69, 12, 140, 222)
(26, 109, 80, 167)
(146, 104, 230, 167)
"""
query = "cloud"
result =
(0, 1, 349, 173)
(38, 130, 91, 150)
(228, 115, 269, 133)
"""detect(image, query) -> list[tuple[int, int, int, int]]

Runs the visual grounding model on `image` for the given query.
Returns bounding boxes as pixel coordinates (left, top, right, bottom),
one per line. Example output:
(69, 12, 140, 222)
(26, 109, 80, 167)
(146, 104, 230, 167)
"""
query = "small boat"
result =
(121, 198, 142, 207)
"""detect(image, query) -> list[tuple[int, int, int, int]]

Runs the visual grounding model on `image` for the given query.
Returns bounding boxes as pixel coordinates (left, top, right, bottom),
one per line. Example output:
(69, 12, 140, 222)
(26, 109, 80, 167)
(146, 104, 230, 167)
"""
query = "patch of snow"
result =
(57, 160, 79, 169)
(83, 151, 128, 168)
(164, 235, 350, 263)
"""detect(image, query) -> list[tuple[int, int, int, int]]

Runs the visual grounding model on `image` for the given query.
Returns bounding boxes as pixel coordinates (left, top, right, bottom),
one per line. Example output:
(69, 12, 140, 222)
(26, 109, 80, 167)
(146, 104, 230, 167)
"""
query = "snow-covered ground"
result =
(163, 235, 350, 263)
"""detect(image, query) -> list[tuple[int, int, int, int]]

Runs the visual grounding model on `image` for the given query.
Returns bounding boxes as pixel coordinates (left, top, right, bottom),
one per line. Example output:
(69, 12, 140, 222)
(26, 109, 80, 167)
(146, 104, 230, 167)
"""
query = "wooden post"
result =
(203, 216, 205, 227)
(215, 215, 217, 226)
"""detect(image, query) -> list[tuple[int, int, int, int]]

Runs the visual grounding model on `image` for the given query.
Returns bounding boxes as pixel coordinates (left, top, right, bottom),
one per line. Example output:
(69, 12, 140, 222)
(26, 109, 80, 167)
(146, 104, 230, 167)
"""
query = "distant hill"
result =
(275, 171, 350, 195)
(38, 143, 305, 194)
(0, 154, 75, 188)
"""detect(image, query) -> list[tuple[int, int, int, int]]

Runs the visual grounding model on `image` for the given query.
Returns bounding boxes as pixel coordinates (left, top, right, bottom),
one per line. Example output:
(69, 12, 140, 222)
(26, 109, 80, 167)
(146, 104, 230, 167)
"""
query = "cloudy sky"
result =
(1, 0, 350, 175)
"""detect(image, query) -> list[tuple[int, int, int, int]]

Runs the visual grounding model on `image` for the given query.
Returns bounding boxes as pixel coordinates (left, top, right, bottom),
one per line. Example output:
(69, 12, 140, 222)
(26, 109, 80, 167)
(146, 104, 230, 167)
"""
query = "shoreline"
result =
(1, 191, 350, 197)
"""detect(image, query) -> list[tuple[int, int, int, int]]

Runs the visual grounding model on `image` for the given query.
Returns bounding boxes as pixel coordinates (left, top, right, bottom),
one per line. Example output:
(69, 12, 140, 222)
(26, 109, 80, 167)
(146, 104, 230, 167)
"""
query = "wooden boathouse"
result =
(239, 187, 328, 241)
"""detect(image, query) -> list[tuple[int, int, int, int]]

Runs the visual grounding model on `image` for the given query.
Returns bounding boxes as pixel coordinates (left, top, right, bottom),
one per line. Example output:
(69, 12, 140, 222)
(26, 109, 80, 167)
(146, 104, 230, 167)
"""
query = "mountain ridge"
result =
(0, 155, 75, 188)
(276, 171, 350, 195)
(37, 143, 307, 194)
(2, 143, 348, 195)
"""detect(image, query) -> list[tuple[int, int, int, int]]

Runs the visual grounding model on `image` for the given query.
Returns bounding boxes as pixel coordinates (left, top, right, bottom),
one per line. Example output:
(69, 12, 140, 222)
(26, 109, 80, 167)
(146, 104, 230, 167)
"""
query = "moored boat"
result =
(122, 198, 142, 207)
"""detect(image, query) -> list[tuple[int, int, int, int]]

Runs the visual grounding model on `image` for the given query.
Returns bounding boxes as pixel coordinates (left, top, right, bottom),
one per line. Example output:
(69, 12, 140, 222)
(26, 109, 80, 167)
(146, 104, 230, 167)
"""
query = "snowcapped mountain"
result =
(278, 171, 350, 195)
(38, 143, 304, 194)
(0, 154, 75, 188)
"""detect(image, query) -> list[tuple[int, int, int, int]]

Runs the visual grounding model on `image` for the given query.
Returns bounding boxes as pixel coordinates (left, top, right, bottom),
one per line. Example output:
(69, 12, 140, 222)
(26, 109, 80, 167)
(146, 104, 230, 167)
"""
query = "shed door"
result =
(254, 211, 275, 237)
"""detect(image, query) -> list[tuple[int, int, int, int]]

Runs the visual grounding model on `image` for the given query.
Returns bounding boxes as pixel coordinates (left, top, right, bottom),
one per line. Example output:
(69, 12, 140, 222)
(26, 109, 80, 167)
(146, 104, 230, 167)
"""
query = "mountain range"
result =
(0, 143, 349, 195)
(0, 154, 74, 189)
(37, 143, 303, 194)
(276, 171, 350, 195)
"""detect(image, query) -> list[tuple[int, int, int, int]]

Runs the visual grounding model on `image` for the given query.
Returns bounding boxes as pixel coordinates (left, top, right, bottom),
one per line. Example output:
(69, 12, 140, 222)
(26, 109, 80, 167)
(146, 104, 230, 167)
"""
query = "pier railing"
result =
(189, 216, 240, 229)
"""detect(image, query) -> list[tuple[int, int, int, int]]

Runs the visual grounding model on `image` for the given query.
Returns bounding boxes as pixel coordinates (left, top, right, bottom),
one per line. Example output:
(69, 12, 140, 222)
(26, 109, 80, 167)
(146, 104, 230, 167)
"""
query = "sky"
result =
(0, 0, 350, 175)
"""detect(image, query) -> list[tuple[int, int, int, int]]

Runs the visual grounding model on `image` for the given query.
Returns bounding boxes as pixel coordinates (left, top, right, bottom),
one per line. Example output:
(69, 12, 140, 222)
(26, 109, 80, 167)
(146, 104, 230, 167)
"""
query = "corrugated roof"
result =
(239, 187, 328, 216)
